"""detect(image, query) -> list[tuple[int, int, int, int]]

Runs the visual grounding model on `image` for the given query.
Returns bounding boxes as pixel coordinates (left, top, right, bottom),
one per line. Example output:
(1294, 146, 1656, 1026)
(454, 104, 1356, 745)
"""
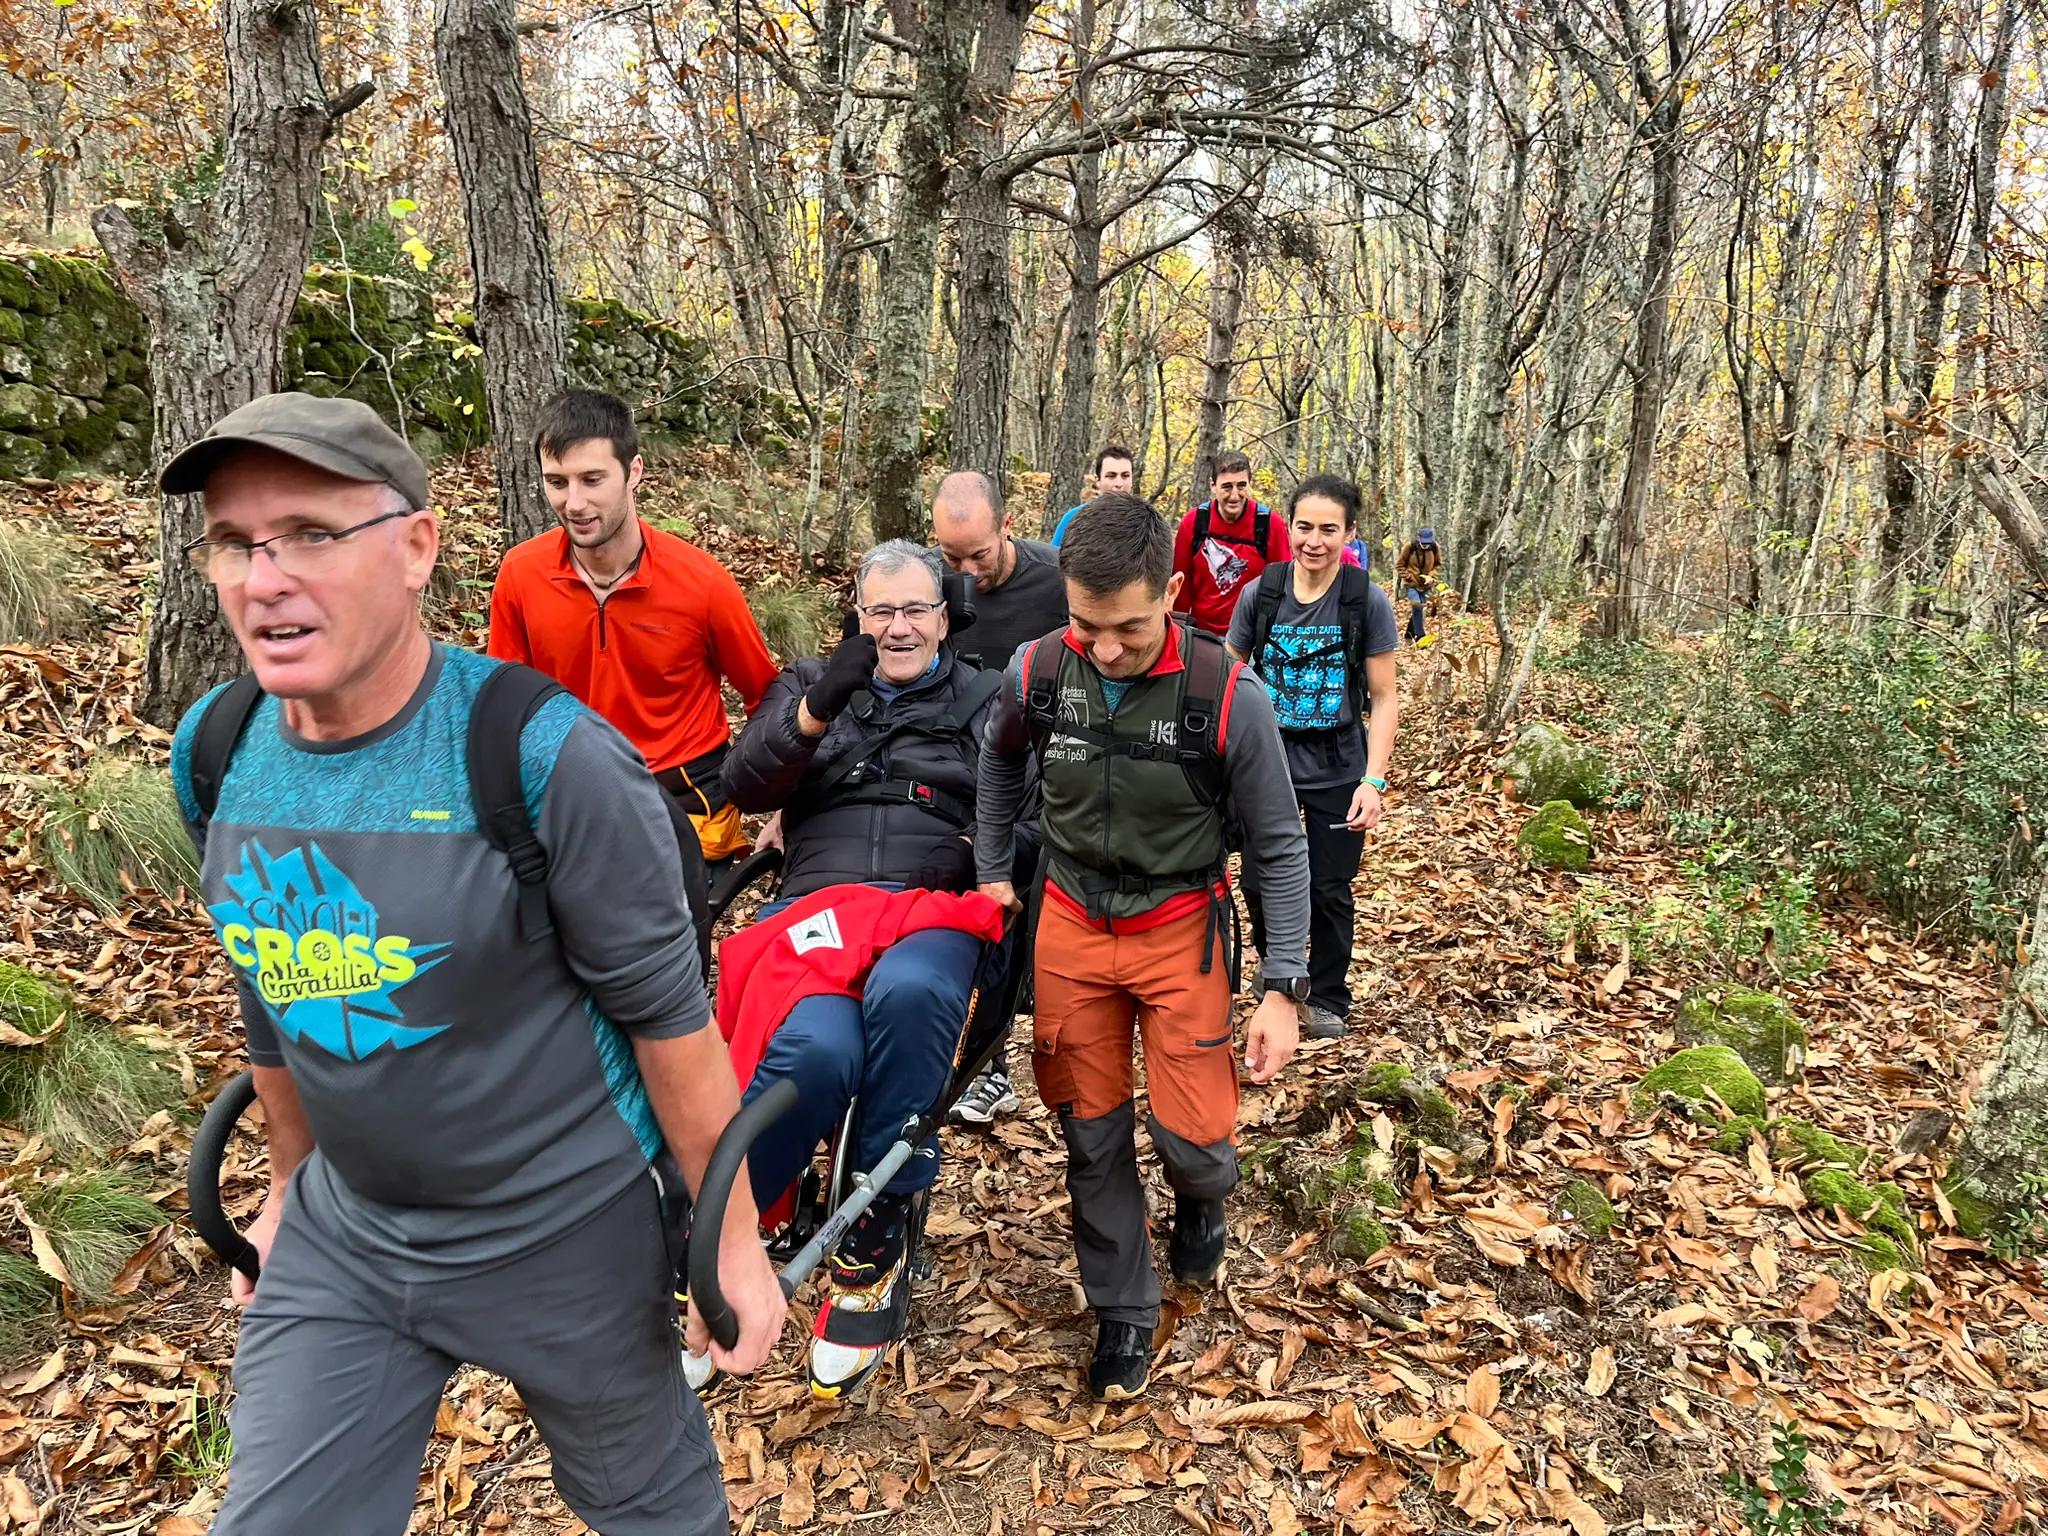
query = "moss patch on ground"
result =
(1675, 984, 1807, 1085)
(1334, 1209, 1390, 1260)
(1804, 1169, 1918, 1261)
(1554, 1177, 1618, 1238)
(1774, 1119, 1870, 1172)
(1517, 800, 1594, 872)
(1633, 1045, 1767, 1122)
(0, 962, 69, 1039)
(1711, 1115, 1769, 1155)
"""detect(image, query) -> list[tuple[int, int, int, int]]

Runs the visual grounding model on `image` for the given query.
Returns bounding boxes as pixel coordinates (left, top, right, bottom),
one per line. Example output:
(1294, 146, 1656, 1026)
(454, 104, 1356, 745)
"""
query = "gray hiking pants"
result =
(213, 1172, 725, 1536)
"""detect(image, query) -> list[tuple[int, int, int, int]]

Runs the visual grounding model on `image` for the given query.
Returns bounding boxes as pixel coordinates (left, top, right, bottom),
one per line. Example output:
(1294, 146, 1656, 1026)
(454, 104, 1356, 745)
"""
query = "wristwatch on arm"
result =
(1263, 975, 1310, 1003)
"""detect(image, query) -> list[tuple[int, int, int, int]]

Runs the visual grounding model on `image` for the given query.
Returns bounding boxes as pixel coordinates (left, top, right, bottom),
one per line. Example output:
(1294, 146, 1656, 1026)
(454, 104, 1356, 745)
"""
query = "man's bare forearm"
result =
(251, 1064, 315, 1197)
(634, 1029, 763, 1245)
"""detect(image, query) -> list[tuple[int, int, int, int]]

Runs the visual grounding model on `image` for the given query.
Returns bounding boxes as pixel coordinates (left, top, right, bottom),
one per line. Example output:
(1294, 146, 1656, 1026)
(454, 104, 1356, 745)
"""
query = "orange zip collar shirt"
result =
(487, 520, 779, 775)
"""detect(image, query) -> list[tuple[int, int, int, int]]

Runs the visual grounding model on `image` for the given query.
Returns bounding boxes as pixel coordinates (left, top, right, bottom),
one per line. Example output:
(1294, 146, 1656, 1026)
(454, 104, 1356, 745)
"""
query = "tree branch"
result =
(326, 80, 375, 119)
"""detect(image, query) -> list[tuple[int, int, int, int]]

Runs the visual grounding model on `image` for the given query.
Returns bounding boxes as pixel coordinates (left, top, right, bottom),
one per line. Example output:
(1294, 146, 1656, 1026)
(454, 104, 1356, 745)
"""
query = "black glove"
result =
(912, 837, 975, 893)
(804, 633, 878, 722)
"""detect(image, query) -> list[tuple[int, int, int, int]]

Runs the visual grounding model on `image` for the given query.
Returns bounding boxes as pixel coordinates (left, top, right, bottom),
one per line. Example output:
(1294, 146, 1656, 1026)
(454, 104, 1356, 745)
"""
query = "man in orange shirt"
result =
(488, 391, 779, 873)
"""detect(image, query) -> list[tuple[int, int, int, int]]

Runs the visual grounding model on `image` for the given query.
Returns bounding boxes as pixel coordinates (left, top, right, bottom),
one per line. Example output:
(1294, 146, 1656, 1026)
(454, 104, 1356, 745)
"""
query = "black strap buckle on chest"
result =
(828, 778, 974, 828)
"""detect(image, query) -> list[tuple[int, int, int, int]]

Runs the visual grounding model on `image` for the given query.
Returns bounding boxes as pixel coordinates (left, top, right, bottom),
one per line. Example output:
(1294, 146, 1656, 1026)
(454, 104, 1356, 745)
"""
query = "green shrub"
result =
(19, 1169, 164, 1302)
(0, 1010, 181, 1151)
(0, 1251, 58, 1359)
(748, 581, 824, 662)
(0, 519, 92, 643)
(1559, 621, 2047, 949)
(33, 756, 200, 913)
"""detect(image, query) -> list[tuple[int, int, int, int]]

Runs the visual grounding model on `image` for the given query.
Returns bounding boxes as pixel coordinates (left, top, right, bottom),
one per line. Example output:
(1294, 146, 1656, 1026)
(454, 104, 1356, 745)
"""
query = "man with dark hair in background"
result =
(1049, 445, 1136, 547)
(973, 492, 1310, 1401)
(488, 389, 779, 871)
(1172, 449, 1288, 637)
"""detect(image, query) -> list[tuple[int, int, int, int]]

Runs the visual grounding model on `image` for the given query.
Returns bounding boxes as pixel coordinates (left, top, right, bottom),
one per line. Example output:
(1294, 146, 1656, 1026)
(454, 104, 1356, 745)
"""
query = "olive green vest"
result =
(1035, 636, 1227, 921)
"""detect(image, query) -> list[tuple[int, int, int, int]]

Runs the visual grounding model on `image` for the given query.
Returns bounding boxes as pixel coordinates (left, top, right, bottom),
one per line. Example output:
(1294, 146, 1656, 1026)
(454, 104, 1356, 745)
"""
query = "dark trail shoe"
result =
(1170, 1195, 1227, 1285)
(1089, 1319, 1152, 1400)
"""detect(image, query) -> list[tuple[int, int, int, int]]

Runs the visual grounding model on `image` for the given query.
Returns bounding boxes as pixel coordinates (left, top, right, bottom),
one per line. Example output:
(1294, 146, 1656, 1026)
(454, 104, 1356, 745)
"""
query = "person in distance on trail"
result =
(1171, 447, 1289, 638)
(164, 393, 784, 1536)
(1225, 474, 1400, 1041)
(1049, 444, 1136, 547)
(722, 540, 1026, 1398)
(1395, 527, 1444, 644)
(973, 493, 1311, 1402)
(929, 469, 1068, 1127)
(488, 390, 779, 877)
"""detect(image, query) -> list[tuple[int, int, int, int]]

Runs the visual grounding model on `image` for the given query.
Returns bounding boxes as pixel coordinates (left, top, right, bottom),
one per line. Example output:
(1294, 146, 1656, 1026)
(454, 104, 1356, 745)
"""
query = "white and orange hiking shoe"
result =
(809, 1192, 914, 1399)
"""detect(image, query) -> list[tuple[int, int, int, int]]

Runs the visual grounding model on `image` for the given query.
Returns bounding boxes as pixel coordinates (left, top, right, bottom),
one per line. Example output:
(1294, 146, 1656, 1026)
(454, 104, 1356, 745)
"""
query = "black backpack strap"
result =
(1191, 501, 1211, 555)
(1254, 502, 1271, 555)
(791, 664, 1003, 823)
(1022, 634, 1065, 735)
(1248, 561, 1289, 665)
(189, 674, 265, 831)
(1175, 623, 1230, 812)
(468, 663, 569, 943)
(1338, 565, 1377, 719)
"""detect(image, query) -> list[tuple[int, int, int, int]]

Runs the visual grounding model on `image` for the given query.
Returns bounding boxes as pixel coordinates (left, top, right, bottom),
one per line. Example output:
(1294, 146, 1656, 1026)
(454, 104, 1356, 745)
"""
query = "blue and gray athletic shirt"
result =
(171, 643, 709, 1276)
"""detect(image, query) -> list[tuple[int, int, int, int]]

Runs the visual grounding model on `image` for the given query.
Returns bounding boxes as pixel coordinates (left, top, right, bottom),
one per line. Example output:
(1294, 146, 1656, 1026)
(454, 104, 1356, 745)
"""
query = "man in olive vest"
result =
(973, 493, 1310, 1401)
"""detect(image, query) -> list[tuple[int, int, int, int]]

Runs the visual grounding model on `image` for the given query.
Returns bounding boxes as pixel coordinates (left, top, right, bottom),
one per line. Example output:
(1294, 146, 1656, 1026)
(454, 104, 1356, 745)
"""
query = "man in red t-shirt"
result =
(488, 391, 779, 866)
(1171, 448, 1289, 636)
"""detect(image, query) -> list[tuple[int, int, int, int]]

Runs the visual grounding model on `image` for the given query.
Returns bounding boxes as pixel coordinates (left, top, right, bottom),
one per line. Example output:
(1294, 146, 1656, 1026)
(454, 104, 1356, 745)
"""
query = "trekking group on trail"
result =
(165, 388, 1418, 1531)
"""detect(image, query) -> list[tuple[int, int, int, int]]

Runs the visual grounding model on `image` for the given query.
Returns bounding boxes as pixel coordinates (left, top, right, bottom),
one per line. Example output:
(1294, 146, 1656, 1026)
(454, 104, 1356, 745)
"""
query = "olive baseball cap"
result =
(159, 392, 431, 510)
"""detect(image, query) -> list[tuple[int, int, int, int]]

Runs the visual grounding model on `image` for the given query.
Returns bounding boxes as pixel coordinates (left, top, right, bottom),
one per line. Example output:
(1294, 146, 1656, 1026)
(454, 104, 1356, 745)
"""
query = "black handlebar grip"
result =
(188, 1070, 263, 1282)
(688, 1077, 798, 1352)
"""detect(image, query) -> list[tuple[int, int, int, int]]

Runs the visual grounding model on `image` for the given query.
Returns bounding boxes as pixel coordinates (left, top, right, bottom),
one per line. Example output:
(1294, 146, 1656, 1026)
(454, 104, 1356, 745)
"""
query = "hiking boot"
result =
(1170, 1195, 1227, 1286)
(1304, 1006, 1347, 1040)
(1089, 1318, 1152, 1400)
(810, 1191, 914, 1399)
(948, 1065, 1020, 1126)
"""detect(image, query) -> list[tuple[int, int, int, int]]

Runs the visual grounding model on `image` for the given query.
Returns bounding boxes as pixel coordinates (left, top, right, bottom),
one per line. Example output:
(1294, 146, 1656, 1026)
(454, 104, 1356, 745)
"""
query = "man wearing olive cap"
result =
(162, 393, 786, 1535)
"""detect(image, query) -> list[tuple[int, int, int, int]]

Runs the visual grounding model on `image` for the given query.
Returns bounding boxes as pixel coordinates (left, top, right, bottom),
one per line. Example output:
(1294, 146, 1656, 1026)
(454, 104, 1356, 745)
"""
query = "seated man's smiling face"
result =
(859, 563, 950, 686)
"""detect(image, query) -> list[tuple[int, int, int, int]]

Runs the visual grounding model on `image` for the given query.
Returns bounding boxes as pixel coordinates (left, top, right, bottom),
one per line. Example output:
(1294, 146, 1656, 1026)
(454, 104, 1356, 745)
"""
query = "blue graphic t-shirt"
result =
(172, 644, 709, 1274)
(1226, 572, 1397, 789)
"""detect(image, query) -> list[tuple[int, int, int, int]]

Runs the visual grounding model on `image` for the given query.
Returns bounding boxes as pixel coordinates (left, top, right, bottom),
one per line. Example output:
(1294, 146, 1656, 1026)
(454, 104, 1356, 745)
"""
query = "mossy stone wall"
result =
(0, 254, 728, 482)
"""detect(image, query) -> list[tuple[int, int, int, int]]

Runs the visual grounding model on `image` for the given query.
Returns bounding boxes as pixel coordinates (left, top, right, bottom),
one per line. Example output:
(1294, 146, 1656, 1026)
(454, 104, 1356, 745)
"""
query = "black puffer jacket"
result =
(725, 650, 1030, 900)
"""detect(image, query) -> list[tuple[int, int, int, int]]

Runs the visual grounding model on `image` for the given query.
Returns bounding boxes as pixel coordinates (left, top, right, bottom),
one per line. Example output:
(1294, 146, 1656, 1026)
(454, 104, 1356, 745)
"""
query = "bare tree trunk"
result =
(435, 0, 566, 546)
(1191, 212, 1252, 506)
(93, 0, 370, 726)
(1950, 859, 2048, 1235)
(868, 0, 984, 543)
(950, 0, 1037, 480)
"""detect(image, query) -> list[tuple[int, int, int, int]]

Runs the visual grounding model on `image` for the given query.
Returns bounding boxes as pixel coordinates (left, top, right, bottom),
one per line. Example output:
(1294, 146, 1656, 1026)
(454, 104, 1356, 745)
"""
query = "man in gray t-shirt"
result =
(160, 393, 786, 1536)
(1225, 476, 1399, 1038)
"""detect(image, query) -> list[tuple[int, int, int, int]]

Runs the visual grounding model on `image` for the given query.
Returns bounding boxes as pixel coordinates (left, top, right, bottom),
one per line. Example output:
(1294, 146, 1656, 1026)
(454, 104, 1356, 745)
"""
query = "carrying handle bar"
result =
(687, 1076, 799, 1352)
(188, 1070, 263, 1282)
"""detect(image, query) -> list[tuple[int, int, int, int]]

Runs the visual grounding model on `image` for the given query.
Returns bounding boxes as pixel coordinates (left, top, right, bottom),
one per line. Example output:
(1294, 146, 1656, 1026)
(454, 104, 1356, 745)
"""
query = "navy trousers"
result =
(739, 918, 980, 1209)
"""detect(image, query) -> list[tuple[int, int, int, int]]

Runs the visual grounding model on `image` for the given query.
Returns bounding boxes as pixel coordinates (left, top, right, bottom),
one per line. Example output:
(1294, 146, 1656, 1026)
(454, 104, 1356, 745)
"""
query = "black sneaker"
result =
(1304, 1006, 1348, 1040)
(1170, 1195, 1227, 1285)
(1089, 1319, 1152, 1400)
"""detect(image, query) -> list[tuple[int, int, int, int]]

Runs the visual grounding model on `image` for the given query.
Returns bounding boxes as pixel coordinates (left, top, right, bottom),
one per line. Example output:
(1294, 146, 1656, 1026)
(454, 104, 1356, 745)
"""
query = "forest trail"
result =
(0, 466, 2041, 1536)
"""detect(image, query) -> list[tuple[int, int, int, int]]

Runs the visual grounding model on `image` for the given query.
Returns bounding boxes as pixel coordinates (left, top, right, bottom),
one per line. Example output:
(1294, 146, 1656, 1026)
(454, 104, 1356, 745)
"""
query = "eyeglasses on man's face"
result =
(183, 509, 412, 581)
(858, 600, 942, 626)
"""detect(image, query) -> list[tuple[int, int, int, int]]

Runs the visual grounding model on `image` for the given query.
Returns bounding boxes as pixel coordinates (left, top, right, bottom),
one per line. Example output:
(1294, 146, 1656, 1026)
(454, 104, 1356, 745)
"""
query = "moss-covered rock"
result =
(1498, 722, 1608, 807)
(1364, 1178, 1400, 1209)
(0, 309, 23, 345)
(1851, 1236, 1907, 1271)
(1633, 1045, 1768, 1122)
(1711, 1115, 1769, 1155)
(0, 382, 60, 435)
(1518, 800, 1594, 872)
(1359, 1063, 1414, 1102)
(1554, 1177, 1617, 1238)
(1804, 1169, 1918, 1259)
(1335, 1208, 1390, 1260)
(0, 962, 69, 1039)
(1675, 984, 1806, 1085)
(1773, 1119, 1869, 1173)
(1412, 1085, 1463, 1149)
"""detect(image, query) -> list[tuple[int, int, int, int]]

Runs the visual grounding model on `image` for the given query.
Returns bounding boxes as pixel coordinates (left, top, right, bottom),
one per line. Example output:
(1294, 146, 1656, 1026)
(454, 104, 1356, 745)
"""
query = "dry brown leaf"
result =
(1546, 1470, 1609, 1536)
(1272, 1327, 1306, 1389)
(22, 1216, 72, 1291)
(1797, 1273, 1841, 1323)
(1584, 1345, 1617, 1397)
(1465, 1364, 1500, 1419)
(1377, 1413, 1452, 1450)
(4, 1477, 39, 1523)
(154, 1521, 208, 1536)
(1329, 1397, 1376, 1457)
(1267, 1489, 1303, 1536)
(1751, 1241, 1781, 1295)
(1196, 1399, 1315, 1428)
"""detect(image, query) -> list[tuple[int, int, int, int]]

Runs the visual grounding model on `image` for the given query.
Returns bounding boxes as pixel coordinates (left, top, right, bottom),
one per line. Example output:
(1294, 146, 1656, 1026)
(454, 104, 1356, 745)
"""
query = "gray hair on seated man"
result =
(857, 538, 946, 601)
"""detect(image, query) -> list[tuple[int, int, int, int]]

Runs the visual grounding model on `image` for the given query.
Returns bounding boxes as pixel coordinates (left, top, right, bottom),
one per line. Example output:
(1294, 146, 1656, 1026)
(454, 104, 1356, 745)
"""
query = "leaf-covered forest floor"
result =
(0, 458, 2043, 1536)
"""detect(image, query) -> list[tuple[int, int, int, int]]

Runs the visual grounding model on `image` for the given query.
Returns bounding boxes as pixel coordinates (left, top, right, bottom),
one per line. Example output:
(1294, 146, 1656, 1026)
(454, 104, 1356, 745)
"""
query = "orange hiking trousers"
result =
(1031, 894, 1241, 1327)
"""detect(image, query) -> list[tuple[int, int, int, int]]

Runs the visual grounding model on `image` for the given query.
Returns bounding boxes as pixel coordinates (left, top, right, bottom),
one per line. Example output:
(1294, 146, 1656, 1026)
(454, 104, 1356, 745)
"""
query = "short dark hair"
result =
(534, 390, 639, 470)
(1288, 473, 1361, 529)
(1093, 443, 1135, 476)
(1213, 449, 1252, 479)
(1060, 492, 1173, 598)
